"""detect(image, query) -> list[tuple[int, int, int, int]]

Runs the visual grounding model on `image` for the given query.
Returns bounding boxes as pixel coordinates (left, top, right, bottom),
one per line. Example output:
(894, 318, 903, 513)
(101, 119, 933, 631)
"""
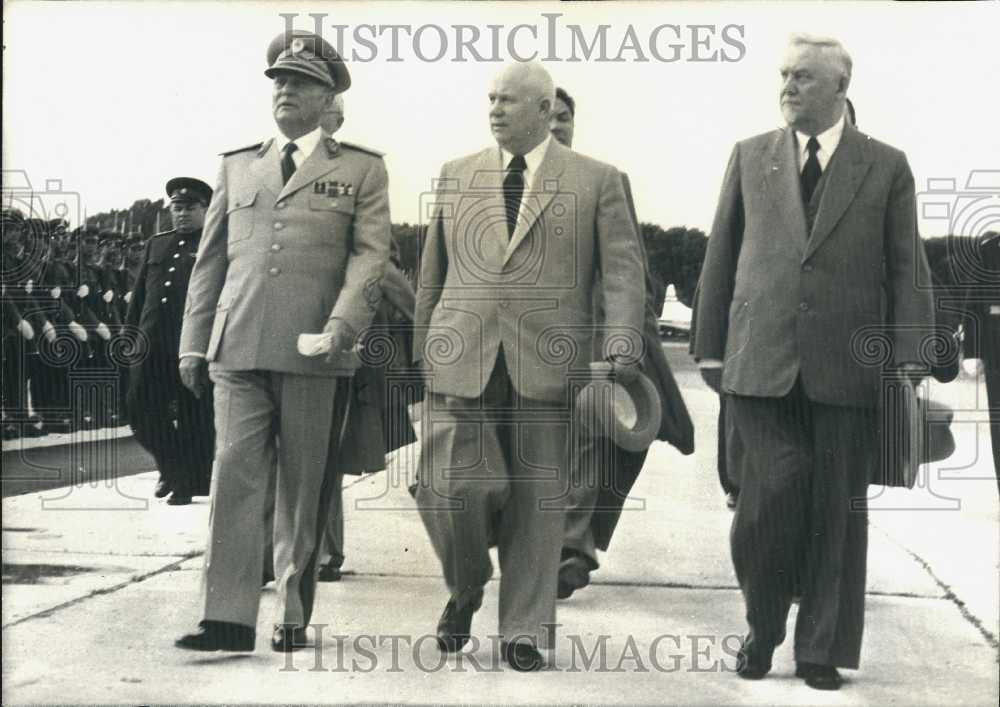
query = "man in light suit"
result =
(693, 35, 933, 689)
(175, 30, 391, 653)
(550, 87, 694, 599)
(414, 62, 645, 671)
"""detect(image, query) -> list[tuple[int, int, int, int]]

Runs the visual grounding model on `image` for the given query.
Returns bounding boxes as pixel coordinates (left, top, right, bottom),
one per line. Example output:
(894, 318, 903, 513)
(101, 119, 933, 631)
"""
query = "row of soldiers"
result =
(1, 210, 150, 438)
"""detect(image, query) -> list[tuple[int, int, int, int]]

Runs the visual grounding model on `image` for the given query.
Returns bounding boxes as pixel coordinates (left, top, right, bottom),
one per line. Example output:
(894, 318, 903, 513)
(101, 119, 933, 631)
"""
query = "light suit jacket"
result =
(180, 136, 391, 377)
(414, 139, 645, 403)
(693, 125, 934, 408)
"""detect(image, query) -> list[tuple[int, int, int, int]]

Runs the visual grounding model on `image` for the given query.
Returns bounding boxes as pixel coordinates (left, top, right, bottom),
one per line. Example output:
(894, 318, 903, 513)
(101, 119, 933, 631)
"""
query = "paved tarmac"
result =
(2, 345, 998, 704)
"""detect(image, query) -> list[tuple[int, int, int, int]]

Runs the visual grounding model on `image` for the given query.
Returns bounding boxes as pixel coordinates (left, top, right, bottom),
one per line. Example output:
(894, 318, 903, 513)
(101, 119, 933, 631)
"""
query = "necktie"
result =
(281, 142, 298, 185)
(503, 155, 527, 239)
(800, 136, 821, 205)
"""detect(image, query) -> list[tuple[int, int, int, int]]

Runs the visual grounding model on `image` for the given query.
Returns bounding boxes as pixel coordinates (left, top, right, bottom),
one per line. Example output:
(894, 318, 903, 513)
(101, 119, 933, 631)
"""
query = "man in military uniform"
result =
(175, 30, 391, 653)
(125, 178, 216, 505)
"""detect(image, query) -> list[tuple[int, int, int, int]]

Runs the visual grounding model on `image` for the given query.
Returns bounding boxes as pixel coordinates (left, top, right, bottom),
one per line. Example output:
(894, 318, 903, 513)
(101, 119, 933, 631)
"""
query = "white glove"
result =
(42, 320, 57, 343)
(103, 290, 114, 303)
(962, 358, 983, 377)
(68, 320, 88, 341)
(77, 284, 90, 298)
(124, 291, 133, 304)
(17, 319, 35, 340)
(25, 279, 34, 295)
(50, 286, 62, 299)
(96, 322, 112, 341)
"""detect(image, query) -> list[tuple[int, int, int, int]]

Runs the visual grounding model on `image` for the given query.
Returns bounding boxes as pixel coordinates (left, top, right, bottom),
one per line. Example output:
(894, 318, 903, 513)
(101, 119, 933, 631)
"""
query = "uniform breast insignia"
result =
(313, 180, 353, 197)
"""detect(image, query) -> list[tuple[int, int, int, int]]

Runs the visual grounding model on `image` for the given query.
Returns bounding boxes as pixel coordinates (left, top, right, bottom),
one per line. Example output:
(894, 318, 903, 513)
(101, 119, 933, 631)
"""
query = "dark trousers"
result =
(986, 359, 999, 490)
(728, 380, 873, 669)
(128, 352, 214, 496)
(717, 395, 741, 496)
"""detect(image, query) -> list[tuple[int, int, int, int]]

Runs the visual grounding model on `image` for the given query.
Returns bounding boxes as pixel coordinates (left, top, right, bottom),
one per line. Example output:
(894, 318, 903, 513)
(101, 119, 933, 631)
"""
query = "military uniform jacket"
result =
(180, 137, 391, 377)
(125, 229, 201, 359)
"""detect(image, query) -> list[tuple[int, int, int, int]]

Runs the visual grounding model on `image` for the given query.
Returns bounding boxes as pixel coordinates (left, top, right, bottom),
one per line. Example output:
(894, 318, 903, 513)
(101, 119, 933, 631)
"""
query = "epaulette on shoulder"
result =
(220, 140, 265, 157)
(338, 140, 385, 158)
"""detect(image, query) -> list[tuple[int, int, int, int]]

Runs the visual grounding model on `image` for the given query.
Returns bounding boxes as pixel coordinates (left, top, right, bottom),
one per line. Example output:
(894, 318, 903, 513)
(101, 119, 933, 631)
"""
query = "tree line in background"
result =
(88, 200, 976, 310)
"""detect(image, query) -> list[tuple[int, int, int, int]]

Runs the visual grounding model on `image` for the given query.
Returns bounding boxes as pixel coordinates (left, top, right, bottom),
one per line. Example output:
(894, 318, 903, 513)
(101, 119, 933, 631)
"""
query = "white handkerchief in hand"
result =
(297, 332, 334, 357)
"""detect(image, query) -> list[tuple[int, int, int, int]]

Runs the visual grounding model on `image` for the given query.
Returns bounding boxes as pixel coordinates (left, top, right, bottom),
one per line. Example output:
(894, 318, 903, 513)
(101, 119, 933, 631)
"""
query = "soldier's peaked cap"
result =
(166, 177, 213, 206)
(264, 31, 350, 93)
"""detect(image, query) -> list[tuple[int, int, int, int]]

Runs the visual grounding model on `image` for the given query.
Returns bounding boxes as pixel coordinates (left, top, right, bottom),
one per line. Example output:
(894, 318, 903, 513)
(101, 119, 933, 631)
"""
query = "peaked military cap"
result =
(165, 177, 213, 206)
(264, 30, 350, 93)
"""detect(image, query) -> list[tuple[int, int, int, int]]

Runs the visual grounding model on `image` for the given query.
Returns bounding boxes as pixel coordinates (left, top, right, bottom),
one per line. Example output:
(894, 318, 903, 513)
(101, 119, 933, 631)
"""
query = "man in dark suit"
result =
(175, 30, 391, 653)
(693, 35, 934, 690)
(415, 62, 645, 671)
(959, 232, 999, 488)
(549, 87, 694, 598)
(125, 177, 215, 505)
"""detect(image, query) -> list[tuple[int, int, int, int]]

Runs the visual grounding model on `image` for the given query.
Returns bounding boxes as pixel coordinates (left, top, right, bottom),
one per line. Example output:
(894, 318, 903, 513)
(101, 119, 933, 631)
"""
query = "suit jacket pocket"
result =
(308, 195, 355, 216)
(205, 306, 229, 362)
(226, 190, 258, 245)
(724, 298, 751, 362)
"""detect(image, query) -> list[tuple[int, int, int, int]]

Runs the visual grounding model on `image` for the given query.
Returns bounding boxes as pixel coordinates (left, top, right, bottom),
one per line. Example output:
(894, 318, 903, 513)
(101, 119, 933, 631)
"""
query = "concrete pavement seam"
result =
(1, 550, 202, 630)
(872, 524, 999, 651)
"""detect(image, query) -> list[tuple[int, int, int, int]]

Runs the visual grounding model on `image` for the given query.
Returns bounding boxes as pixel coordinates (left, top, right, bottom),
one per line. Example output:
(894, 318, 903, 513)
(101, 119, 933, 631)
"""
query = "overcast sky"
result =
(3, 1, 998, 237)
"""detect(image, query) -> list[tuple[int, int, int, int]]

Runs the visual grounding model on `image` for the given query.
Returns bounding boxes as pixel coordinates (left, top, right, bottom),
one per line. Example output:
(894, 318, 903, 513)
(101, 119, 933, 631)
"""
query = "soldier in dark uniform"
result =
(125, 178, 215, 505)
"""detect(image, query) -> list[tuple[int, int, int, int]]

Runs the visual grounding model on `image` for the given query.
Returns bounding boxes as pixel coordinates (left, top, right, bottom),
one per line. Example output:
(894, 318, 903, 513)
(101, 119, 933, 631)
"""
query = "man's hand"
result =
(41, 320, 57, 343)
(322, 318, 356, 365)
(179, 357, 208, 399)
(962, 358, 983, 377)
(700, 366, 723, 394)
(607, 356, 639, 384)
(96, 322, 112, 341)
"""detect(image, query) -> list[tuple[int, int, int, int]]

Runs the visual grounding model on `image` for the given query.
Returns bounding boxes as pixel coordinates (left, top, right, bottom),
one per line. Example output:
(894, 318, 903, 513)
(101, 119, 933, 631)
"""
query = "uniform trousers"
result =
(416, 350, 568, 649)
(202, 369, 347, 629)
(728, 379, 873, 669)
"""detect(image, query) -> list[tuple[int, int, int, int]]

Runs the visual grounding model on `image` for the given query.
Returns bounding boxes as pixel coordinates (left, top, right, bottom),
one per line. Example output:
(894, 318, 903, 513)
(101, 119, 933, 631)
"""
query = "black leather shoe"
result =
(154, 480, 172, 499)
(796, 662, 844, 690)
(501, 640, 544, 672)
(175, 620, 255, 652)
(557, 555, 591, 600)
(166, 495, 192, 506)
(735, 637, 773, 680)
(435, 589, 483, 652)
(271, 625, 308, 653)
(318, 565, 342, 582)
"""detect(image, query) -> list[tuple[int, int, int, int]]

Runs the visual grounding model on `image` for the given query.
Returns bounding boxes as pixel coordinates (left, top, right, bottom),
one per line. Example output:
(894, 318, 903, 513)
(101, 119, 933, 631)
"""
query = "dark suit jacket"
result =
(693, 125, 934, 408)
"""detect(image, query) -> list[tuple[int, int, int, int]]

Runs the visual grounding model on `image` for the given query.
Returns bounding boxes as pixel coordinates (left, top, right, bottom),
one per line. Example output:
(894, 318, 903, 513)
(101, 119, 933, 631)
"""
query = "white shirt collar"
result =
(795, 111, 846, 172)
(276, 126, 324, 167)
(500, 134, 552, 189)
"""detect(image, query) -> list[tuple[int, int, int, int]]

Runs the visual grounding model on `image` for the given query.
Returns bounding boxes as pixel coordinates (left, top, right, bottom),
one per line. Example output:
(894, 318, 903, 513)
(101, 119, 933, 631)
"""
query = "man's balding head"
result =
(488, 62, 555, 155)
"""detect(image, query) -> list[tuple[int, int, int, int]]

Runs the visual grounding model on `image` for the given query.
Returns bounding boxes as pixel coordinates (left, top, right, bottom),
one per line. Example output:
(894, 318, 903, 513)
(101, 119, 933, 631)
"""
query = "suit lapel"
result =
(250, 139, 283, 198)
(457, 149, 508, 275)
(763, 128, 809, 249)
(503, 140, 566, 266)
(803, 127, 873, 261)
(277, 138, 342, 202)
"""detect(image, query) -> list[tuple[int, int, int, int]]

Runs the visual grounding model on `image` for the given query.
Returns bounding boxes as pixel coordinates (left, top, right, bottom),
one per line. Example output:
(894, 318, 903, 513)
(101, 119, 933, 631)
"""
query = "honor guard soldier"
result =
(125, 178, 216, 505)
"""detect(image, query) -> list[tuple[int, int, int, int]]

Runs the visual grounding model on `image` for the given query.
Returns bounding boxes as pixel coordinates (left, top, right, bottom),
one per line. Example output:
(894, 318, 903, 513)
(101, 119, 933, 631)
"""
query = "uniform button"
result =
(161, 297, 168, 303)
(269, 267, 280, 276)
(802, 264, 814, 272)
(271, 243, 282, 252)
(164, 281, 172, 287)
(276, 202, 287, 210)
(173, 253, 180, 259)
(799, 302, 809, 311)
(178, 240, 186, 246)
(168, 267, 176, 273)
(274, 222, 284, 230)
